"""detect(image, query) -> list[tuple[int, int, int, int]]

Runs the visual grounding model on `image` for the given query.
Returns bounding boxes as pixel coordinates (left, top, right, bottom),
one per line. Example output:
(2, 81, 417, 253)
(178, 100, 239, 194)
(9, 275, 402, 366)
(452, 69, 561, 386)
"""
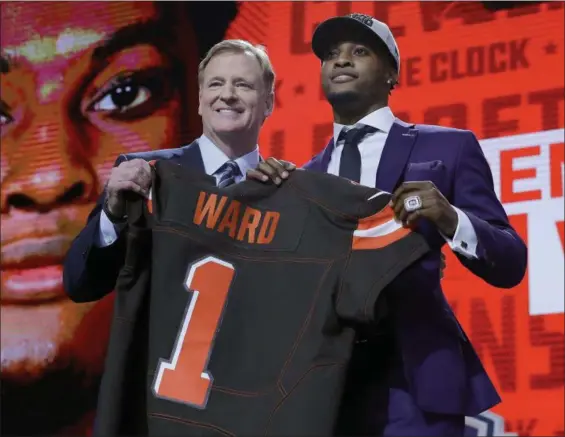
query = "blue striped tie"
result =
(217, 160, 241, 188)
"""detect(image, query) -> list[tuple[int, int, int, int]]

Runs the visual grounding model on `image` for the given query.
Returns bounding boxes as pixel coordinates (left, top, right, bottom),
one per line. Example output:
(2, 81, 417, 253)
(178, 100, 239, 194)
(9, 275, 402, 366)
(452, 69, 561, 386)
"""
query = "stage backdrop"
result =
(1, 2, 563, 436)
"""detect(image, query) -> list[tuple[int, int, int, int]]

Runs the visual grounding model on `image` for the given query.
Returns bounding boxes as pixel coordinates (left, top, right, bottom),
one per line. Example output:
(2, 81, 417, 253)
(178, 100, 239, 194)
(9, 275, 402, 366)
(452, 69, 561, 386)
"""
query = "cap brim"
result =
(312, 16, 380, 59)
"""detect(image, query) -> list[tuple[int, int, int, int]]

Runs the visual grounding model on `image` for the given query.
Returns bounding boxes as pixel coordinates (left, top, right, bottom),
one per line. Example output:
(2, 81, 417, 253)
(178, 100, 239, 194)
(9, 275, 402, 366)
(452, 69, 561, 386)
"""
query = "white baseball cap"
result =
(312, 13, 400, 73)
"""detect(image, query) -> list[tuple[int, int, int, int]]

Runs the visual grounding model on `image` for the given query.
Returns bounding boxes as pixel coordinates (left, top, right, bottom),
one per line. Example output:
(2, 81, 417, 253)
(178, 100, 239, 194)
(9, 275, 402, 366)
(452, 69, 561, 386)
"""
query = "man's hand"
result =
(247, 158, 296, 185)
(391, 181, 459, 238)
(106, 159, 152, 218)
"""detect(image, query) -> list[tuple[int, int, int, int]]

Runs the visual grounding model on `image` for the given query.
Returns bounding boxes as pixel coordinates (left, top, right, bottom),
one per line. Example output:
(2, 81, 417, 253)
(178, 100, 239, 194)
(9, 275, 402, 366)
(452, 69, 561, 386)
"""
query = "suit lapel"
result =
(320, 139, 335, 171)
(177, 140, 205, 172)
(306, 139, 335, 172)
(375, 119, 418, 193)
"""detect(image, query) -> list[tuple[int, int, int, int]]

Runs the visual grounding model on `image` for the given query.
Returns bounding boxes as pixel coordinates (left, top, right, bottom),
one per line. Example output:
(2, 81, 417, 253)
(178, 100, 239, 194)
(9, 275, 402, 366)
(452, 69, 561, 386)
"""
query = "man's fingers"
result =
(265, 157, 290, 180)
(392, 199, 405, 220)
(282, 160, 296, 171)
(404, 210, 421, 227)
(116, 181, 148, 198)
(392, 190, 424, 219)
(135, 168, 153, 189)
(391, 181, 433, 203)
(246, 169, 269, 182)
(257, 161, 282, 184)
(391, 190, 432, 227)
(113, 161, 152, 185)
(391, 184, 419, 203)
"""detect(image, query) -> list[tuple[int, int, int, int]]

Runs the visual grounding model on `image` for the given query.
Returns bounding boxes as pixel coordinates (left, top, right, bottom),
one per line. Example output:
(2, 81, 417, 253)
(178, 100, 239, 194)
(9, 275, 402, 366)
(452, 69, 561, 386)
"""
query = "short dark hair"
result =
(156, 2, 239, 59)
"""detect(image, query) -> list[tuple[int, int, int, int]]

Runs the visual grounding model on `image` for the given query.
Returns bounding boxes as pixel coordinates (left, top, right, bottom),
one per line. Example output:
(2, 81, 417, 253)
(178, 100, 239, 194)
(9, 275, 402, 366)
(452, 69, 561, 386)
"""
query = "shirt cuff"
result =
(442, 207, 478, 259)
(95, 210, 126, 247)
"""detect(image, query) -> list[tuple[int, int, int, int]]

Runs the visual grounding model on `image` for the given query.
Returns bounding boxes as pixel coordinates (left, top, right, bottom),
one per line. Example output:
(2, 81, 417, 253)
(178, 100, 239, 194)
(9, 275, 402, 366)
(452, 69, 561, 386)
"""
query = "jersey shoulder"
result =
(287, 170, 391, 219)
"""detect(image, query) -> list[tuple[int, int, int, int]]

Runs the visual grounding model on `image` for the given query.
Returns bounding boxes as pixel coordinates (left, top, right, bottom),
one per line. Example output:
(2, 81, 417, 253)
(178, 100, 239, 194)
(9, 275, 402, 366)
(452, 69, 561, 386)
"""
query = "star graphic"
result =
(293, 84, 305, 95)
(544, 41, 557, 55)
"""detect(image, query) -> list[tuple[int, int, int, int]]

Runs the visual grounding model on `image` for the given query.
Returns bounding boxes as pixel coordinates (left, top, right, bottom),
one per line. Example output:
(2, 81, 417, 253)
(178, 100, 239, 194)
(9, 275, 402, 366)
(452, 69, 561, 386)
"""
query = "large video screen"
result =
(1, 2, 563, 436)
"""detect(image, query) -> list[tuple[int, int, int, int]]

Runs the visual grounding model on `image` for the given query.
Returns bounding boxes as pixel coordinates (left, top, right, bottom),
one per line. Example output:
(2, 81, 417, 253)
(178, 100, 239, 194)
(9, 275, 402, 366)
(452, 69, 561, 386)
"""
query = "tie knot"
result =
(217, 160, 241, 188)
(219, 160, 241, 176)
(338, 125, 377, 144)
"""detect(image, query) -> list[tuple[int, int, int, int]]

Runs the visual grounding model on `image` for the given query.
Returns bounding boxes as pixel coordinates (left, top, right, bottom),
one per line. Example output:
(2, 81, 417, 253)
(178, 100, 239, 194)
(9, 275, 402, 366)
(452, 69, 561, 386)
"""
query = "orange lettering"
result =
(193, 192, 227, 228)
(550, 142, 564, 198)
(500, 146, 542, 203)
(217, 200, 241, 238)
(257, 211, 280, 244)
(236, 207, 262, 243)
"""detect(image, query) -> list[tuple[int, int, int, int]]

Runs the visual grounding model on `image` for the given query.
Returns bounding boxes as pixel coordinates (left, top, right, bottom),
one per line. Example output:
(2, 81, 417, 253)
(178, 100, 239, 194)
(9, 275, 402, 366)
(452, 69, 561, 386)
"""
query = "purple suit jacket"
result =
(304, 119, 527, 416)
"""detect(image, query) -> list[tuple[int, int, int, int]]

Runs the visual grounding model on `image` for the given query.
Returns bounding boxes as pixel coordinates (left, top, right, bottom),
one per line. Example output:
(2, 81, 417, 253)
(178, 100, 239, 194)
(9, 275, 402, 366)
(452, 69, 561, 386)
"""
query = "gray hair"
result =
(198, 39, 275, 94)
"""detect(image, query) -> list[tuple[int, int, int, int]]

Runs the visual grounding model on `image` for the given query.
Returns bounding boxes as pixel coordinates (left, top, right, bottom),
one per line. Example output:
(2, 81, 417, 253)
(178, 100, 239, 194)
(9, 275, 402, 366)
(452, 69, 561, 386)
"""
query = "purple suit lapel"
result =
(309, 119, 418, 194)
(375, 119, 418, 193)
(303, 138, 335, 172)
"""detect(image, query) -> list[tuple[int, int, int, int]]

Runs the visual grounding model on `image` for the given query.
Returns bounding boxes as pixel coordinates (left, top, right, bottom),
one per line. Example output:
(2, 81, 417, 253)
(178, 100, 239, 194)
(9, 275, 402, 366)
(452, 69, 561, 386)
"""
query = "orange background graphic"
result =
(1, 2, 563, 436)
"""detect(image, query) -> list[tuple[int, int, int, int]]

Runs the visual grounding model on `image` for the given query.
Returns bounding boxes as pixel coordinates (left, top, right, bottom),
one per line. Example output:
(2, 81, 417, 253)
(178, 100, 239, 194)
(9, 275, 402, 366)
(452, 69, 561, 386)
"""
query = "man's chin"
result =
(325, 89, 363, 109)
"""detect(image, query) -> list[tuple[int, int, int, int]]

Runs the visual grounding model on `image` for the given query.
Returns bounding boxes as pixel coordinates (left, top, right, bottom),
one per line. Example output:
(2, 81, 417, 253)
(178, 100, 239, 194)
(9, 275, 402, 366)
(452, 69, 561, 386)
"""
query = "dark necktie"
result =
(338, 125, 377, 183)
(216, 160, 241, 188)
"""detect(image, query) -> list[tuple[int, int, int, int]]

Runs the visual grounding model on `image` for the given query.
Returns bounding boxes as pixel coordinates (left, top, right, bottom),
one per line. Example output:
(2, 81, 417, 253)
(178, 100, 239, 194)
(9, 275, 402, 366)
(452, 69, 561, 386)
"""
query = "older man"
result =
(63, 39, 274, 304)
(249, 13, 527, 437)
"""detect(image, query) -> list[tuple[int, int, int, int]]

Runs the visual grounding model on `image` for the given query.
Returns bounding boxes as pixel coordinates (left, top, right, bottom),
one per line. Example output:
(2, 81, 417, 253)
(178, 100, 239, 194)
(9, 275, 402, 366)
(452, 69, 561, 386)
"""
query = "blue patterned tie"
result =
(338, 125, 378, 183)
(216, 160, 241, 188)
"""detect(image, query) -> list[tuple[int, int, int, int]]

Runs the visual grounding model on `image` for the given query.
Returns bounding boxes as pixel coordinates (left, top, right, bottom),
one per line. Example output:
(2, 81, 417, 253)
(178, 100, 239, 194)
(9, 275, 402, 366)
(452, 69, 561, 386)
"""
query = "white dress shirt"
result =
(96, 135, 260, 247)
(328, 106, 478, 259)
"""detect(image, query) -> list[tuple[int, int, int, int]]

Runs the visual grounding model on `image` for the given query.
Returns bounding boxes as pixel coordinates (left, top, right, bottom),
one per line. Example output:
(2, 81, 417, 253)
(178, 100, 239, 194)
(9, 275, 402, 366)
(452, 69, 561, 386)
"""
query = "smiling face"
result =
(0, 1, 199, 433)
(198, 51, 272, 148)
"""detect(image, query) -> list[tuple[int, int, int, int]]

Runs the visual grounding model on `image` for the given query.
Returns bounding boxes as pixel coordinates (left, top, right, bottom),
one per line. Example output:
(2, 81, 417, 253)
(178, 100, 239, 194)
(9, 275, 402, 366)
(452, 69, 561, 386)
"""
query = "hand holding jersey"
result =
(249, 160, 460, 239)
(391, 181, 459, 238)
(104, 159, 153, 220)
(248, 157, 296, 185)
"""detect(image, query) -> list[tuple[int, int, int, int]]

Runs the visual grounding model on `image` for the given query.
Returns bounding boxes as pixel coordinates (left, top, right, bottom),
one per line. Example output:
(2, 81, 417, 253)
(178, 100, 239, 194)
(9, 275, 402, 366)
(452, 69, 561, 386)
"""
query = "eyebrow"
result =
(207, 76, 251, 83)
(92, 19, 174, 64)
(0, 19, 175, 76)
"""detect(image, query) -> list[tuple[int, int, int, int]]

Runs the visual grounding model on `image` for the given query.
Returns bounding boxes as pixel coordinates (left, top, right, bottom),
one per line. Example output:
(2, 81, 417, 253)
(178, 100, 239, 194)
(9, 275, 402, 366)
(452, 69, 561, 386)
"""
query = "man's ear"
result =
(265, 92, 274, 117)
(388, 69, 399, 87)
(198, 88, 203, 116)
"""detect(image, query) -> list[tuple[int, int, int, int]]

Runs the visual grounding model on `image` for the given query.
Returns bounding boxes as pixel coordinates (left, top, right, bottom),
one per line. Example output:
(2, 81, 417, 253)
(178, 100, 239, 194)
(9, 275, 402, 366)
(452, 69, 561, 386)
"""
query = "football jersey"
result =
(95, 160, 430, 436)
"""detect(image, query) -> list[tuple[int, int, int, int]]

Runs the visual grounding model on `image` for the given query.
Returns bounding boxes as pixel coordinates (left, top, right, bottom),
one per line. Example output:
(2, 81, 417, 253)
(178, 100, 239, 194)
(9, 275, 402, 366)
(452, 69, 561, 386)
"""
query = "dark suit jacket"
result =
(305, 119, 527, 416)
(63, 140, 206, 303)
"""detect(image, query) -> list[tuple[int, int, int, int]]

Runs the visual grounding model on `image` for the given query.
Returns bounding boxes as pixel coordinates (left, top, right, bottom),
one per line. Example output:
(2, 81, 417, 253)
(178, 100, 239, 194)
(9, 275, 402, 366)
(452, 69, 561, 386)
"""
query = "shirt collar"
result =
(333, 106, 396, 143)
(198, 134, 260, 177)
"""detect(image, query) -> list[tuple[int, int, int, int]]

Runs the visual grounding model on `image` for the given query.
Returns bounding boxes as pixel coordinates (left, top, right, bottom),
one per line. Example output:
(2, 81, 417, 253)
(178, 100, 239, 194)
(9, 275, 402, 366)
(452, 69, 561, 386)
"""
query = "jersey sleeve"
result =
(335, 192, 430, 324)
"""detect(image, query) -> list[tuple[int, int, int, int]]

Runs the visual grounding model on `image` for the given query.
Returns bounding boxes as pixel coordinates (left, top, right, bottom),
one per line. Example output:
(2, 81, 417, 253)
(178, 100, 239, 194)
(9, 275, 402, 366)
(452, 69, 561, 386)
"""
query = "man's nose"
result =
(334, 54, 354, 68)
(1, 113, 98, 213)
(219, 84, 238, 102)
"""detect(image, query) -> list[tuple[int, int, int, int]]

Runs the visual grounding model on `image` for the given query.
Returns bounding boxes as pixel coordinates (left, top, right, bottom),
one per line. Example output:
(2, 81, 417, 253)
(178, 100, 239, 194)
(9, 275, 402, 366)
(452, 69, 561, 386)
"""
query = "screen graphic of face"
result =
(0, 2, 209, 434)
